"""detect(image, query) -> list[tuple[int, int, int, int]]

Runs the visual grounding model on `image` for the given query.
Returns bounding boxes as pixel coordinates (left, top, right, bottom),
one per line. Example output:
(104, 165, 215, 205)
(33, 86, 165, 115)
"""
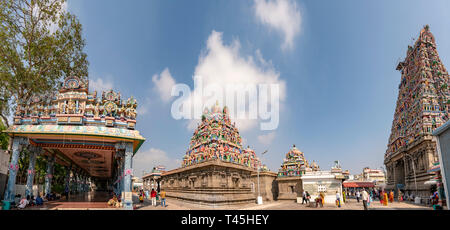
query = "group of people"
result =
(109, 188, 167, 208)
(13, 193, 46, 209)
(107, 194, 123, 208)
(138, 188, 166, 207)
(349, 188, 399, 209)
(301, 191, 326, 208)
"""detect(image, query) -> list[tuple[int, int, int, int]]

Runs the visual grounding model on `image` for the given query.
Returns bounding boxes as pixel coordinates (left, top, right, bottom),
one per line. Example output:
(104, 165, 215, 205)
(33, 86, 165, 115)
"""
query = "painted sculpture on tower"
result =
(278, 145, 319, 177)
(13, 75, 139, 130)
(182, 102, 261, 170)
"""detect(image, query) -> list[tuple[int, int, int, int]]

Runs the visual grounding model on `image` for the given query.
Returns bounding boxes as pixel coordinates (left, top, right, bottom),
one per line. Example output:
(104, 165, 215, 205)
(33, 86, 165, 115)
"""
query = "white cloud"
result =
(254, 0, 301, 50)
(152, 68, 177, 103)
(257, 132, 276, 145)
(89, 77, 114, 93)
(133, 148, 181, 177)
(178, 30, 286, 132)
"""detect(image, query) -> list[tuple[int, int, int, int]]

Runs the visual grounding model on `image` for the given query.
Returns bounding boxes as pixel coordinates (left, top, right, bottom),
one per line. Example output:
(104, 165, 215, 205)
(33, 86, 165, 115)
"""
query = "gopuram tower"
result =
(384, 25, 449, 196)
(159, 102, 278, 204)
(182, 102, 261, 169)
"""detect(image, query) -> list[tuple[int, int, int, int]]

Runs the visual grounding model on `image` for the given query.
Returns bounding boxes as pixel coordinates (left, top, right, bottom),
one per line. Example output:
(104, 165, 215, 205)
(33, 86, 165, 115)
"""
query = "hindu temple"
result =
(384, 25, 450, 197)
(2, 75, 145, 210)
(160, 103, 277, 204)
(277, 145, 316, 200)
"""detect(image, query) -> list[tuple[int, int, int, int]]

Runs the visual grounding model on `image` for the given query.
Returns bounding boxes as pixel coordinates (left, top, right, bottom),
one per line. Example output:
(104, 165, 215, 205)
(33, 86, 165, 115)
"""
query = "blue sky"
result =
(67, 0, 450, 176)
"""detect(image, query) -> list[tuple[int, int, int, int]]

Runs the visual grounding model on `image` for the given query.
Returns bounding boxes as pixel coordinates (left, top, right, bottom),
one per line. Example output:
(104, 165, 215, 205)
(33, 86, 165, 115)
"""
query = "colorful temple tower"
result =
(384, 25, 450, 196)
(159, 103, 278, 204)
(4, 75, 145, 210)
(277, 145, 309, 177)
(182, 102, 261, 170)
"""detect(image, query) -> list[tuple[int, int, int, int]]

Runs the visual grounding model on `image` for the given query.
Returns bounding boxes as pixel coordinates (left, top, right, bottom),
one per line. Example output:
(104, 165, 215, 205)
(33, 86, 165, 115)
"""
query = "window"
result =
(318, 185, 327, 193)
(290, 186, 295, 193)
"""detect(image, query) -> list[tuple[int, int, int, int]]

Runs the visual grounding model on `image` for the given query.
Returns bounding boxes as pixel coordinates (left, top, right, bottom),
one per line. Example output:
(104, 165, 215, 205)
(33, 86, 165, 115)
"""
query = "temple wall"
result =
(250, 171, 278, 201)
(385, 137, 438, 197)
(160, 160, 258, 205)
(302, 172, 343, 204)
(276, 177, 302, 200)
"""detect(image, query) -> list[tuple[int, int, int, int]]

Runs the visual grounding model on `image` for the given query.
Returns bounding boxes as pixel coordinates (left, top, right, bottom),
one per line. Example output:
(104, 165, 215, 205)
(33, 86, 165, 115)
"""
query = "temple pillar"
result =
(77, 174, 81, 193)
(25, 146, 40, 198)
(120, 158, 125, 198)
(65, 164, 72, 197)
(45, 154, 55, 196)
(3, 137, 28, 203)
(123, 142, 133, 210)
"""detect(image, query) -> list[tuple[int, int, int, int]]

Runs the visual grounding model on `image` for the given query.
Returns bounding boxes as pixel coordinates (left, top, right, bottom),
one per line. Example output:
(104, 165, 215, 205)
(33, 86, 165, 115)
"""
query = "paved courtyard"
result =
(137, 197, 432, 210)
(12, 191, 432, 210)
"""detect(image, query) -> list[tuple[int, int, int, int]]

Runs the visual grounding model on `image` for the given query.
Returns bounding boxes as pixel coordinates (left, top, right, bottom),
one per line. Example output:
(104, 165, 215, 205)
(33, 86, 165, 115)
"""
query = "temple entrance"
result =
(394, 160, 405, 189)
(2, 76, 145, 210)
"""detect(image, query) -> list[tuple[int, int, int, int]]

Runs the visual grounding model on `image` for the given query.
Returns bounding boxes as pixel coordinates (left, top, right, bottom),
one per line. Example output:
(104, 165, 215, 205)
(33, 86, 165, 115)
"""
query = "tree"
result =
(0, 0, 88, 127)
(0, 120, 8, 149)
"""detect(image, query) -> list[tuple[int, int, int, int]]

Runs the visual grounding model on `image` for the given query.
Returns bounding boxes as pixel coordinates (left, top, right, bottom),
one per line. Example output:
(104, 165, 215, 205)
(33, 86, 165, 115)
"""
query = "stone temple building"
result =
(384, 25, 450, 197)
(275, 145, 345, 202)
(160, 103, 277, 204)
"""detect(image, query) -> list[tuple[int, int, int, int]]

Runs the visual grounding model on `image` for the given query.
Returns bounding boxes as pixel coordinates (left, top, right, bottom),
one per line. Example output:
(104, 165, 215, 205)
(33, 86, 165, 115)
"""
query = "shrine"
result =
(160, 103, 277, 204)
(276, 145, 317, 200)
(384, 25, 450, 197)
(2, 76, 145, 210)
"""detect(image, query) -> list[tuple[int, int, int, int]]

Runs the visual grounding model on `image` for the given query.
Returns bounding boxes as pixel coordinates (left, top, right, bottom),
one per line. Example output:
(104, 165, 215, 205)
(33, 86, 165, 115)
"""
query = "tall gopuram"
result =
(384, 25, 449, 197)
(160, 103, 277, 204)
(3, 75, 145, 210)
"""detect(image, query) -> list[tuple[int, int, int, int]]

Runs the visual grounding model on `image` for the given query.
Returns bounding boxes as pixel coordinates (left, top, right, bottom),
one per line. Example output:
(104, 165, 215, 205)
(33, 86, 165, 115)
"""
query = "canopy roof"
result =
(343, 181, 375, 188)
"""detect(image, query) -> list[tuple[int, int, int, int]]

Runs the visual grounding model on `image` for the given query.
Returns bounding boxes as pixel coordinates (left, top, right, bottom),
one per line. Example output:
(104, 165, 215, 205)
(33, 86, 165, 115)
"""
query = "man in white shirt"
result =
(361, 188, 369, 210)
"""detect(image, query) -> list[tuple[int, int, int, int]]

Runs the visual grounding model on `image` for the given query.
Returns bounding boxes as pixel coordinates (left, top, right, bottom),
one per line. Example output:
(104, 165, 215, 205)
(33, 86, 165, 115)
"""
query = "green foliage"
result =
(52, 183, 64, 194)
(0, 120, 8, 149)
(0, 0, 89, 126)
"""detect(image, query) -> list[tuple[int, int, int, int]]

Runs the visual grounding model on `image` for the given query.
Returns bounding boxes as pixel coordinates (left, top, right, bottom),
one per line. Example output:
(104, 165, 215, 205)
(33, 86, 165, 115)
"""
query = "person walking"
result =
(302, 191, 307, 204)
(389, 190, 394, 203)
(379, 190, 384, 204)
(342, 190, 346, 203)
(336, 191, 341, 208)
(356, 190, 360, 203)
(361, 188, 369, 210)
(150, 188, 157, 206)
(383, 191, 389, 206)
(305, 191, 310, 204)
(160, 189, 167, 207)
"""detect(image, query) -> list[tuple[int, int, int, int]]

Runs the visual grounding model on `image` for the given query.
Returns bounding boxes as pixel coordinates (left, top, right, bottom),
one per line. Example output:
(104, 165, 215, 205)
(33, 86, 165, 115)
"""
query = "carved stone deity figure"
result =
(44, 106, 49, 117)
(120, 104, 126, 118)
(128, 108, 137, 120)
(67, 99, 76, 114)
(79, 103, 85, 115)
(94, 102, 100, 117)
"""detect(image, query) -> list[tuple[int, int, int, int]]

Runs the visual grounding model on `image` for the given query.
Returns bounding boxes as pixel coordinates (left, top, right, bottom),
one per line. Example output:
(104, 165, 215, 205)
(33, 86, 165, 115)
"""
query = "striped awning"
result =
(343, 181, 375, 188)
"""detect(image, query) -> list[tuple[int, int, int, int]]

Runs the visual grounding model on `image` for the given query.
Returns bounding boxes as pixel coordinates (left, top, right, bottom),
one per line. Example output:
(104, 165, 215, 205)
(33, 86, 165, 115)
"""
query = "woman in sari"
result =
(379, 190, 384, 204)
(383, 192, 389, 206)
(389, 190, 394, 203)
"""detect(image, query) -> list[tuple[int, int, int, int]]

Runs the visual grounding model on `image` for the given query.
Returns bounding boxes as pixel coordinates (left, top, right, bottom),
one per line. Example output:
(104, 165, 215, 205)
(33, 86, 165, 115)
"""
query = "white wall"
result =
(14, 184, 44, 197)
